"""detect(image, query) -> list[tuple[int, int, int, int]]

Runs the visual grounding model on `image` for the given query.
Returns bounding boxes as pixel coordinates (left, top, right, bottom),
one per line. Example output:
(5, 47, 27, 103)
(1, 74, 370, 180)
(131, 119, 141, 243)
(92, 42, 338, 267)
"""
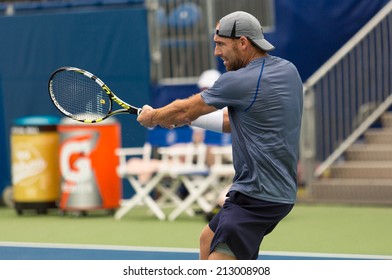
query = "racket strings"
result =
(51, 71, 111, 121)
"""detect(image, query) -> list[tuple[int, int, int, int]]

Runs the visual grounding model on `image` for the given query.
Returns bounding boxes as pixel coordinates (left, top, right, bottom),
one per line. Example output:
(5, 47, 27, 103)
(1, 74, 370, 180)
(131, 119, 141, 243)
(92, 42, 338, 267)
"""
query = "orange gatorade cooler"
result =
(11, 116, 61, 215)
(57, 118, 121, 216)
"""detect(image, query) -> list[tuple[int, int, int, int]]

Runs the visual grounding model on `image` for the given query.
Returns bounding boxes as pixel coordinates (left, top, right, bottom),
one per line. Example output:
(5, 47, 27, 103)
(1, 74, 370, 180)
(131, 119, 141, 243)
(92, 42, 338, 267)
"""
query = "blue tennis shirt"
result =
(201, 55, 303, 204)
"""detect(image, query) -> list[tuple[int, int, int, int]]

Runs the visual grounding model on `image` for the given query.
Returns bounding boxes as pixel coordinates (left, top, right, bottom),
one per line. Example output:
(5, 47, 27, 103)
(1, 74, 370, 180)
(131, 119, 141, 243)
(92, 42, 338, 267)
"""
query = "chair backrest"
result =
(168, 3, 202, 29)
(209, 145, 234, 176)
(157, 142, 208, 175)
(115, 143, 153, 176)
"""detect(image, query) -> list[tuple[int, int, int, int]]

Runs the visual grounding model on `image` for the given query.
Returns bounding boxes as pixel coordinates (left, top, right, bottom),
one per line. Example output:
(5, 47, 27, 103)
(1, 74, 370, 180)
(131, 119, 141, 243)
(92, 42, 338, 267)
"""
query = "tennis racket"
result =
(48, 67, 142, 123)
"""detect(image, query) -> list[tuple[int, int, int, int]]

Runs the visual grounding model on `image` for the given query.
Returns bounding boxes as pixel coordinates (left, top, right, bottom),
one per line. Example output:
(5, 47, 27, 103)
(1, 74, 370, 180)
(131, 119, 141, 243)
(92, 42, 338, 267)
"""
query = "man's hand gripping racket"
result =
(48, 67, 142, 123)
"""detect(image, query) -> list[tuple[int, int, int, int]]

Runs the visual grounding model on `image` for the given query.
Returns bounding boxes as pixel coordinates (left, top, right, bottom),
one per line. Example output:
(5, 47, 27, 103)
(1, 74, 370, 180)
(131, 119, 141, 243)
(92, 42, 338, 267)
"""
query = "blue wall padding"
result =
(0, 6, 150, 192)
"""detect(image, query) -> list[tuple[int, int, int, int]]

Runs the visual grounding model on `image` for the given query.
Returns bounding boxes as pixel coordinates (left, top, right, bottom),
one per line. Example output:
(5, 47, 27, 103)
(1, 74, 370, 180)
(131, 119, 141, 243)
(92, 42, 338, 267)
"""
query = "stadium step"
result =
(310, 178, 392, 204)
(345, 144, 392, 161)
(330, 161, 392, 179)
(364, 129, 392, 144)
(380, 112, 392, 128)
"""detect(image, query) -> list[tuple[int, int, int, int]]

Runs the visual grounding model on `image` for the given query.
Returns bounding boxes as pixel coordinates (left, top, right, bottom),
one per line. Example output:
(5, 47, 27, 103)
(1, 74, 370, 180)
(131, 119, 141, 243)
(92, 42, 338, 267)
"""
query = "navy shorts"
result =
(208, 191, 294, 260)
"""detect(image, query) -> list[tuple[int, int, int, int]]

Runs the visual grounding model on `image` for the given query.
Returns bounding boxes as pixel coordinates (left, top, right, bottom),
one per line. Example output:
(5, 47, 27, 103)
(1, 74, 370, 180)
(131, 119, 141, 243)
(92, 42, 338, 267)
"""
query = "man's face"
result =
(213, 25, 242, 71)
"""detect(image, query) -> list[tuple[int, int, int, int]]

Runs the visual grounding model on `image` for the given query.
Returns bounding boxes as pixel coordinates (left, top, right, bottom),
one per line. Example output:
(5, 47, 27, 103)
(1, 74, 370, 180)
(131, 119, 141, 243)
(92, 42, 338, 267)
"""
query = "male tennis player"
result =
(137, 11, 303, 260)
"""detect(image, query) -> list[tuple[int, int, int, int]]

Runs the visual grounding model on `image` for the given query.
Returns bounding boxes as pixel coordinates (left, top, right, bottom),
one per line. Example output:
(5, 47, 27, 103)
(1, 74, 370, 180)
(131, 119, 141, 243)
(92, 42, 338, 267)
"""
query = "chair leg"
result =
(168, 175, 215, 221)
(115, 172, 166, 220)
(156, 179, 195, 216)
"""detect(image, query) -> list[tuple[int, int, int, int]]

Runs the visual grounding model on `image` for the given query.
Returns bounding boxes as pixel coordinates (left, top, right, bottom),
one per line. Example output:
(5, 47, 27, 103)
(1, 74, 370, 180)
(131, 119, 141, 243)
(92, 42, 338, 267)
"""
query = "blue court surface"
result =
(1, 242, 391, 260)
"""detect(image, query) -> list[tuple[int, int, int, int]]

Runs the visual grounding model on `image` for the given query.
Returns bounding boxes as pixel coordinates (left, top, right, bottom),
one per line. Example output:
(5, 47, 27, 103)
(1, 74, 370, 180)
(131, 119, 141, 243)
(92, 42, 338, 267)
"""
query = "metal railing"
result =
(146, 0, 275, 84)
(300, 1, 392, 186)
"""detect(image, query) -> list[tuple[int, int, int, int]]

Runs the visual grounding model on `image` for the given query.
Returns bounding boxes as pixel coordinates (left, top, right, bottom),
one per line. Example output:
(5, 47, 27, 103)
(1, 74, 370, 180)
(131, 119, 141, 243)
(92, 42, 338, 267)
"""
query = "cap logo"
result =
(230, 21, 236, 37)
(216, 20, 239, 38)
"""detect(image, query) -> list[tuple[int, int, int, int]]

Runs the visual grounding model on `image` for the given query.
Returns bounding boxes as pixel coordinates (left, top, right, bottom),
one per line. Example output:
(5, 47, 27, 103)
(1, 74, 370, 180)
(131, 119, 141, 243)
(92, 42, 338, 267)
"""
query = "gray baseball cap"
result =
(216, 11, 275, 52)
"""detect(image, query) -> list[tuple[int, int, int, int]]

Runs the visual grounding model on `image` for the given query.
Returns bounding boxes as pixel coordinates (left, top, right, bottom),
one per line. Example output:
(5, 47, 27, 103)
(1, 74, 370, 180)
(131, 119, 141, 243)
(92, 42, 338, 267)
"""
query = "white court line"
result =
(259, 250, 392, 260)
(0, 241, 391, 260)
(0, 241, 199, 253)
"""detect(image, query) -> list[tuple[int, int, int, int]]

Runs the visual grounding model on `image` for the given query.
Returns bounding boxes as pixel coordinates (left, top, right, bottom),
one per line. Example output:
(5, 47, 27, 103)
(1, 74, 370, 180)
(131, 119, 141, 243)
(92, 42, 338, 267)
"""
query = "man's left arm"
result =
(137, 93, 216, 129)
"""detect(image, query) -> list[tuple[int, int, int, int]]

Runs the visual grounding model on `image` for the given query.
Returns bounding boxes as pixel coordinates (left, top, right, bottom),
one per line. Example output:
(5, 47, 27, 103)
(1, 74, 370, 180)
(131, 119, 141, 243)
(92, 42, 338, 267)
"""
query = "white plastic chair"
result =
(167, 145, 234, 220)
(156, 143, 216, 221)
(115, 143, 166, 220)
(208, 145, 235, 198)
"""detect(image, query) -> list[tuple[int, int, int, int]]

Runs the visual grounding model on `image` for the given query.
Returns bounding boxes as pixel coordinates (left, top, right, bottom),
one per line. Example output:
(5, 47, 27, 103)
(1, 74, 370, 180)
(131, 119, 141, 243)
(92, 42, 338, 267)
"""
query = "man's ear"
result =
(239, 36, 250, 48)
